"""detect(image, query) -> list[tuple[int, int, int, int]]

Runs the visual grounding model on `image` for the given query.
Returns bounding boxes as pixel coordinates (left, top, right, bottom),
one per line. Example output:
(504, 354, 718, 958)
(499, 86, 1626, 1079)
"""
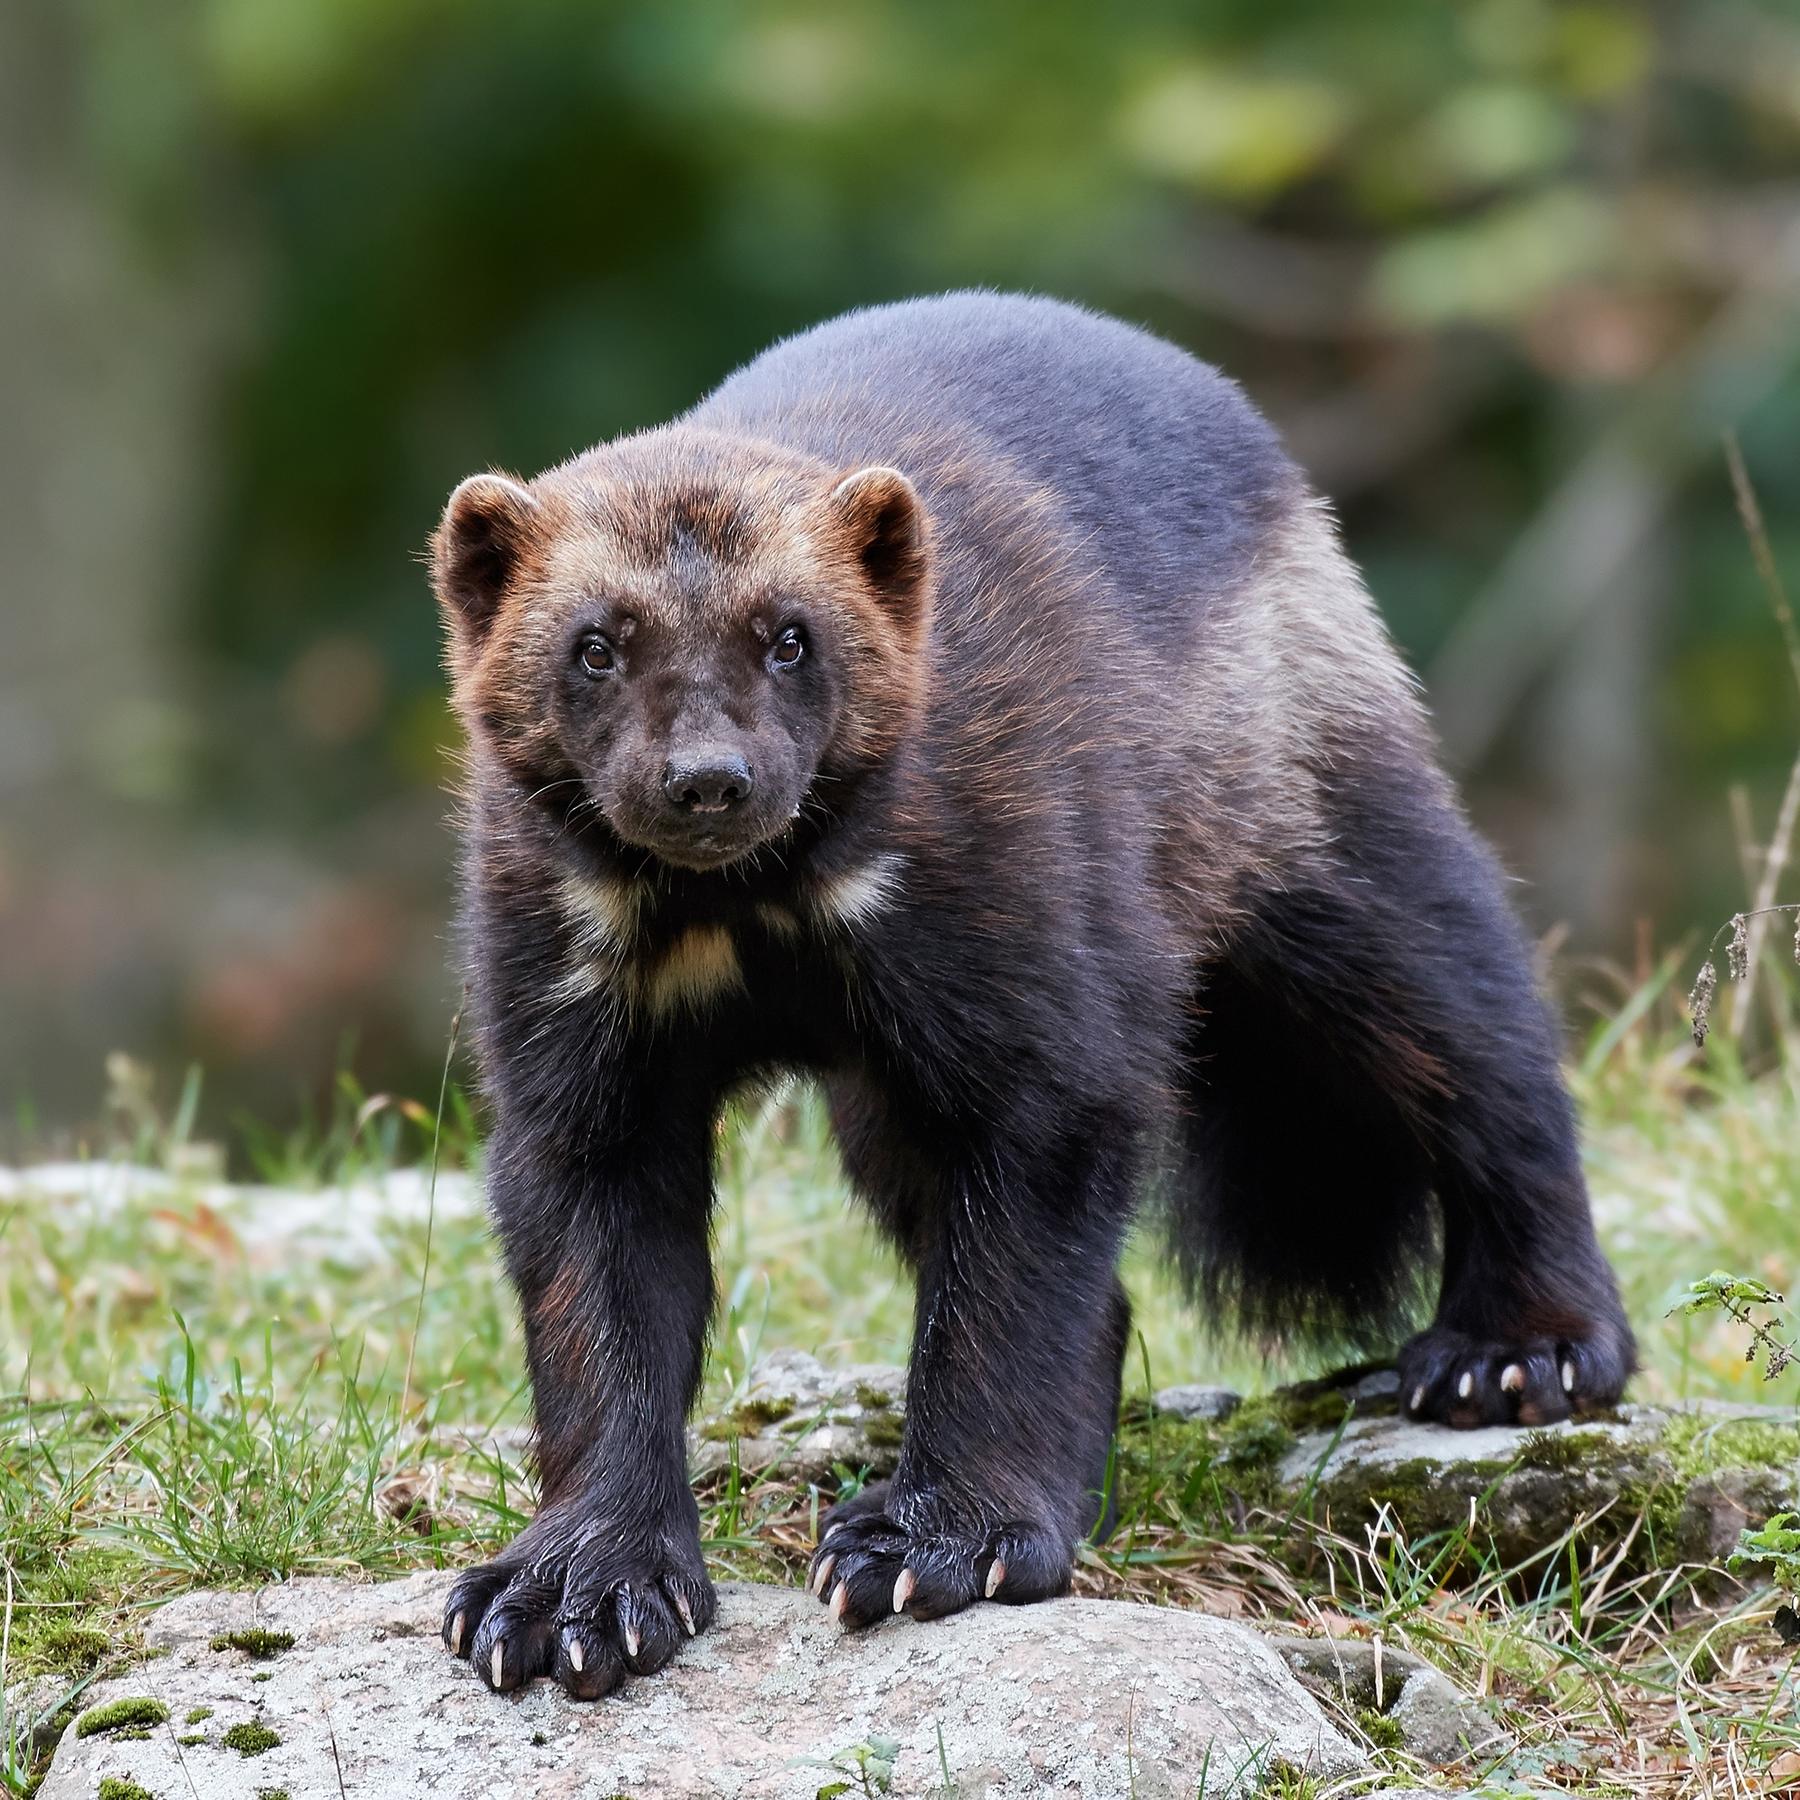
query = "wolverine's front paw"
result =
(1399, 1318, 1634, 1428)
(807, 1493, 1072, 1630)
(442, 1514, 716, 1699)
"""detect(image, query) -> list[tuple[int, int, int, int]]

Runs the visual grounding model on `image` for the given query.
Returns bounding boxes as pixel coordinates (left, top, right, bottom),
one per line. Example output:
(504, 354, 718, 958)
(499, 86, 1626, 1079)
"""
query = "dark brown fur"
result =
(430, 293, 1633, 1702)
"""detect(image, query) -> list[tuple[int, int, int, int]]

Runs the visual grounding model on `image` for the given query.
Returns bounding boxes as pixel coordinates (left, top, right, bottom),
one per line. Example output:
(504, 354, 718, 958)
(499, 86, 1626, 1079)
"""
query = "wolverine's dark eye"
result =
(769, 626, 805, 670)
(577, 635, 616, 677)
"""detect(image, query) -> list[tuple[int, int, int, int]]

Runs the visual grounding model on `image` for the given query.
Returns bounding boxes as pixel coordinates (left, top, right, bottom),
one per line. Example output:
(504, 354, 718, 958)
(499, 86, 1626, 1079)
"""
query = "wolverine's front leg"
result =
(812, 1125, 1135, 1628)
(443, 1101, 718, 1697)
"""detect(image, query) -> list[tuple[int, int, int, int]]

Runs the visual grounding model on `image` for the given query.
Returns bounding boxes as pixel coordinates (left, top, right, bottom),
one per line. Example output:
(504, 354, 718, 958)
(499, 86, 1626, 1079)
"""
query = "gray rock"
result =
(1279, 1408, 1650, 1490)
(1344, 1367, 1402, 1405)
(0, 1158, 484, 1266)
(1, 1671, 77, 1765)
(38, 1573, 1365, 1800)
(1151, 1384, 1243, 1422)
(1388, 1664, 1476, 1767)
(691, 1359, 1800, 1579)
(1280, 1398, 1800, 1569)
(1368, 1792, 1484, 1799)
(1267, 1635, 1496, 1767)
(691, 1347, 908, 1482)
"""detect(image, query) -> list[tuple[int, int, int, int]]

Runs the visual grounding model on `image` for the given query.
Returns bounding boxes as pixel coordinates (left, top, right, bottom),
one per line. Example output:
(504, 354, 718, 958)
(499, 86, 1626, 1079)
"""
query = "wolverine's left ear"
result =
(431, 472, 542, 650)
(829, 466, 929, 633)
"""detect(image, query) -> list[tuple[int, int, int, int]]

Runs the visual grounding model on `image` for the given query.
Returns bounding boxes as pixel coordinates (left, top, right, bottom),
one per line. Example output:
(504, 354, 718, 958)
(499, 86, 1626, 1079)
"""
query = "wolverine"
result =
(432, 292, 1633, 1698)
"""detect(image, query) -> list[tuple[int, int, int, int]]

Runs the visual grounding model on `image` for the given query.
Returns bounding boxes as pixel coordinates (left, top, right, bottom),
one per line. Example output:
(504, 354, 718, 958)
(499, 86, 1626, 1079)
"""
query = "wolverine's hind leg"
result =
(1181, 762, 1633, 1426)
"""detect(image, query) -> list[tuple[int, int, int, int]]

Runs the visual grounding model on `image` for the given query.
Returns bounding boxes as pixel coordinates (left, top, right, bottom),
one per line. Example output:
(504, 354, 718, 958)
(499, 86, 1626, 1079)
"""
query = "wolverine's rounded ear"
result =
(829, 466, 928, 627)
(431, 473, 541, 646)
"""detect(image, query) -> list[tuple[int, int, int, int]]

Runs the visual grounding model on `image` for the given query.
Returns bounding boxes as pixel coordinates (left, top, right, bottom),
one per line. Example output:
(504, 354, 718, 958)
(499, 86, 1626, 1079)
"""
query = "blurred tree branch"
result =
(1428, 216, 1800, 769)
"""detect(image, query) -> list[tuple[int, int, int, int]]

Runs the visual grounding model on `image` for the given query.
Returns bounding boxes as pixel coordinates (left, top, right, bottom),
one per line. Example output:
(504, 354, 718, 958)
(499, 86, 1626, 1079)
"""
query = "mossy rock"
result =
(98, 1779, 157, 1800)
(222, 1719, 282, 1756)
(30, 1621, 114, 1677)
(1276, 1399, 1800, 1576)
(696, 1394, 796, 1442)
(861, 1411, 904, 1449)
(75, 1698, 169, 1739)
(689, 1349, 910, 1479)
(209, 1628, 295, 1658)
(693, 1354, 1799, 1580)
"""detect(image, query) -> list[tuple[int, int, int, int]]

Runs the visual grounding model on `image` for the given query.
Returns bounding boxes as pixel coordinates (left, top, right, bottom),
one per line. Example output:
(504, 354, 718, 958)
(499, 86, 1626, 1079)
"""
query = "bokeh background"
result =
(6, 0, 1800, 1151)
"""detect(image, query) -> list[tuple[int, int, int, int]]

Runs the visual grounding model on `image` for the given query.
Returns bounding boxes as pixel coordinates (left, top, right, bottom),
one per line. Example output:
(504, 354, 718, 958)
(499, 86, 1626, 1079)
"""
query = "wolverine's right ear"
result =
(431, 473, 541, 647)
(829, 466, 929, 635)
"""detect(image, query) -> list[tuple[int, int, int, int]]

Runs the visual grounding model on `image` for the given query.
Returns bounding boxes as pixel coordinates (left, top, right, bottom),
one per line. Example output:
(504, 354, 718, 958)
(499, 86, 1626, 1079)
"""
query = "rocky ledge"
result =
(705, 1351, 1800, 1573)
(22, 1351, 1796, 1799)
(38, 1572, 1374, 1800)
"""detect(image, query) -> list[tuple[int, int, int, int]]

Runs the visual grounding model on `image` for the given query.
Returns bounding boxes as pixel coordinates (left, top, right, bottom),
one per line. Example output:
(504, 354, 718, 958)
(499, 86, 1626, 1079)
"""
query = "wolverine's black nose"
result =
(662, 750, 754, 813)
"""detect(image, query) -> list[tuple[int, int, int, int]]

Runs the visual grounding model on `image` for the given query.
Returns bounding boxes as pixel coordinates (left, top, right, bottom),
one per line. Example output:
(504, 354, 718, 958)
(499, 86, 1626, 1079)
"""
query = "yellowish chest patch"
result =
(642, 923, 745, 1018)
(547, 854, 901, 1022)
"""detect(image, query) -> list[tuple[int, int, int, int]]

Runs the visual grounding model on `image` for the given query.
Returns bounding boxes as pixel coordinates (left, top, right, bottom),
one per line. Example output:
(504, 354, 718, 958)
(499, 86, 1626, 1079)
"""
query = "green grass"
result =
(3, 987, 1799, 1796)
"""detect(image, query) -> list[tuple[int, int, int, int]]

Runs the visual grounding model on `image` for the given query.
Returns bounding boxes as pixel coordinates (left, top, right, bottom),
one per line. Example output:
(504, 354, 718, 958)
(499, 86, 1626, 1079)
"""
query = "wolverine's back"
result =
(692, 291, 1299, 639)
(696, 289, 1425, 920)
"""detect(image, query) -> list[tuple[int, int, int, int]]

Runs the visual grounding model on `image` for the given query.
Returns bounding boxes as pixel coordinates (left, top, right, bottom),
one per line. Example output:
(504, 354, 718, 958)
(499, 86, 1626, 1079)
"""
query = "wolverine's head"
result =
(431, 431, 931, 872)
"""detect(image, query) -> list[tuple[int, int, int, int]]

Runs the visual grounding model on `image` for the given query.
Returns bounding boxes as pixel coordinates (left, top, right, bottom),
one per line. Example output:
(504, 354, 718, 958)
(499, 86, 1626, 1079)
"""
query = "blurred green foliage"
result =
(6, 0, 1800, 1139)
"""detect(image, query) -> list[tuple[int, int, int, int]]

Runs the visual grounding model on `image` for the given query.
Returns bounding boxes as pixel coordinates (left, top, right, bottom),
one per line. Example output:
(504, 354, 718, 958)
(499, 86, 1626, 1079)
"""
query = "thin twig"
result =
(320, 1685, 351, 1799)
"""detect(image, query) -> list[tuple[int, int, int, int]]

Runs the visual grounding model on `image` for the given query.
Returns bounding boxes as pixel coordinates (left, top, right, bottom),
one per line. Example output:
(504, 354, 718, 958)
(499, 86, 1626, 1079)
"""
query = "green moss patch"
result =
(698, 1395, 796, 1440)
(98, 1779, 157, 1800)
(184, 1705, 213, 1724)
(75, 1697, 169, 1739)
(210, 1627, 295, 1658)
(2, 1547, 142, 1680)
(1356, 1706, 1406, 1749)
(1663, 1412, 1800, 1480)
(861, 1411, 904, 1448)
(1515, 1427, 1618, 1472)
(1218, 1398, 1300, 1468)
(223, 1720, 282, 1756)
(1269, 1388, 1361, 1435)
(30, 1619, 114, 1676)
